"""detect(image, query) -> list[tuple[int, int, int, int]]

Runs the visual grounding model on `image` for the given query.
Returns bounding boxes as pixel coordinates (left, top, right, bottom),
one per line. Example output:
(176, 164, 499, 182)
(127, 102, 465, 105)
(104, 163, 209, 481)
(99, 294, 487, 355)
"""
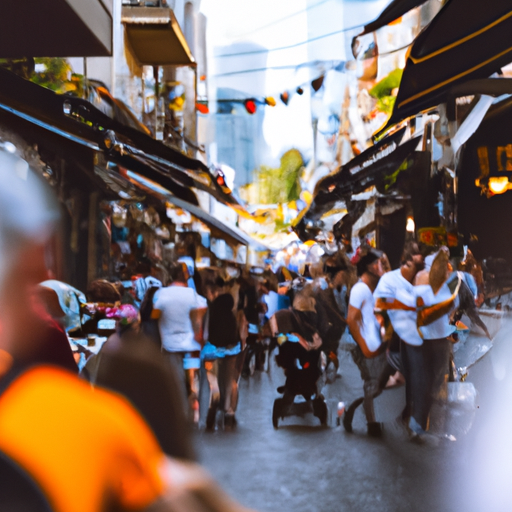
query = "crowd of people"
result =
(0, 145, 258, 512)
(0, 142, 487, 510)
(271, 241, 482, 442)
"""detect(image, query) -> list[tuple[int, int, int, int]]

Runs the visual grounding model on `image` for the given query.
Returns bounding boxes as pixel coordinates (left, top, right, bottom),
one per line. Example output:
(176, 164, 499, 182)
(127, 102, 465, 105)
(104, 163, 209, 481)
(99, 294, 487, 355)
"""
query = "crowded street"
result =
(198, 318, 506, 512)
(2, 0, 512, 511)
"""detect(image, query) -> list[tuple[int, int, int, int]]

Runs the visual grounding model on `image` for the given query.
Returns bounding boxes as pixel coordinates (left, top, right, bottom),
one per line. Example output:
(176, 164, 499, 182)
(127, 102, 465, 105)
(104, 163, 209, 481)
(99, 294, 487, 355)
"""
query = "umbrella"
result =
(378, 0, 512, 135)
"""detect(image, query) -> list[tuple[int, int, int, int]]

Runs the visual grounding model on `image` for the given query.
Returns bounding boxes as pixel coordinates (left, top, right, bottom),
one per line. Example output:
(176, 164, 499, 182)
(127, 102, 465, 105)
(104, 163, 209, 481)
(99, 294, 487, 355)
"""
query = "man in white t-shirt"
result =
(373, 242, 424, 437)
(152, 262, 207, 421)
(344, 249, 392, 437)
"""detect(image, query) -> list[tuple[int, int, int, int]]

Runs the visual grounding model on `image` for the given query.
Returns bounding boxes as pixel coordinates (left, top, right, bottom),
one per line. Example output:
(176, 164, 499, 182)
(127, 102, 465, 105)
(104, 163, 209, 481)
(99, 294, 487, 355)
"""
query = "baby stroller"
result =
(270, 309, 328, 428)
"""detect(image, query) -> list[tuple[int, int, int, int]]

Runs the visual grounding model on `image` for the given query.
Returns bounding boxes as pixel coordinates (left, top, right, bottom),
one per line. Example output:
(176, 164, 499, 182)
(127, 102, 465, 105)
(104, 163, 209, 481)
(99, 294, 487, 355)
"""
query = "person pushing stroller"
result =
(270, 290, 327, 428)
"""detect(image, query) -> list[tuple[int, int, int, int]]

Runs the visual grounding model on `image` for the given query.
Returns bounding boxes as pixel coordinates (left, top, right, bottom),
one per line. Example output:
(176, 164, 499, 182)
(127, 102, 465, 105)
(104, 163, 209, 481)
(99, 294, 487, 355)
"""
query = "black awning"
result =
(124, 171, 268, 251)
(378, 0, 512, 135)
(121, 6, 195, 66)
(360, 0, 430, 36)
(294, 131, 420, 239)
(314, 127, 407, 195)
(0, 67, 242, 207)
(0, 0, 112, 57)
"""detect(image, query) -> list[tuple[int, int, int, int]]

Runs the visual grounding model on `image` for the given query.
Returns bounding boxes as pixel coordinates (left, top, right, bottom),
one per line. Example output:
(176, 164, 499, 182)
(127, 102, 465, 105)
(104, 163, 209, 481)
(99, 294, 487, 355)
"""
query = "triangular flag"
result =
(311, 76, 324, 92)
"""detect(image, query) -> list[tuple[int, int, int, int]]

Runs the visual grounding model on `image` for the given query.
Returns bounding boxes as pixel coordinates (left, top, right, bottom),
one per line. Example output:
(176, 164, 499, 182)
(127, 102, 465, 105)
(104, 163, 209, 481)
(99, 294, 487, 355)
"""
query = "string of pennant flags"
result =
(195, 71, 328, 115)
(195, 39, 410, 115)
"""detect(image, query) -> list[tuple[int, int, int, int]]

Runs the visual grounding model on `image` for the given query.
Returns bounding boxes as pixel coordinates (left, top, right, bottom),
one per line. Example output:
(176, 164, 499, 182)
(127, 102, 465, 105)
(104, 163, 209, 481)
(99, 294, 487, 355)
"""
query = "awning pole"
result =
(154, 65, 159, 139)
(83, 57, 87, 99)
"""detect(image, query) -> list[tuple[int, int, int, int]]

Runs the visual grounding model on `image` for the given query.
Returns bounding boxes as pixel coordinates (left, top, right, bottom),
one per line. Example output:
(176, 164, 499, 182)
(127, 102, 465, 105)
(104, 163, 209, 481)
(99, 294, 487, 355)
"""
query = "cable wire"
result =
(212, 43, 411, 78)
(213, 23, 365, 59)
(235, 0, 332, 38)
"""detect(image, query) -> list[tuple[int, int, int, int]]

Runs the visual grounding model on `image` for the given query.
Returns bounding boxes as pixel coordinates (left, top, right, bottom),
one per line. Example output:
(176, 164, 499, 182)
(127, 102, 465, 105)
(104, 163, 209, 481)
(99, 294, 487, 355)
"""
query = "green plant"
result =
(30, 58, 84, 94)
(254, 149, 304, 205)
(370, 68, 403, 115)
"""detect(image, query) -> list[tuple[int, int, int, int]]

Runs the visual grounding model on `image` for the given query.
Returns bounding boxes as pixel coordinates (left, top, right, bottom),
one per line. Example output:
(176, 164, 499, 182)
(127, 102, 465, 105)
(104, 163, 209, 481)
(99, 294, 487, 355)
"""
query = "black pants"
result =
(400, 338, 451, 431)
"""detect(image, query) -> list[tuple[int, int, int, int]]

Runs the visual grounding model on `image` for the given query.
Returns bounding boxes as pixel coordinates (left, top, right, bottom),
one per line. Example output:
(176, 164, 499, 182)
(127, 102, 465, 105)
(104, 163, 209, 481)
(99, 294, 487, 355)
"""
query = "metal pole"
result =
(83, 57, 87, 99)
(154, 65, 159, 139)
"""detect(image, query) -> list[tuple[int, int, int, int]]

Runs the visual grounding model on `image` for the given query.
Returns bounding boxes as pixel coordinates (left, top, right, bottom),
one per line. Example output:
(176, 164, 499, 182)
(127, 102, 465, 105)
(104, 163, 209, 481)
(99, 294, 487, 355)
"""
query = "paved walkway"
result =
(195, 324, 506, 512)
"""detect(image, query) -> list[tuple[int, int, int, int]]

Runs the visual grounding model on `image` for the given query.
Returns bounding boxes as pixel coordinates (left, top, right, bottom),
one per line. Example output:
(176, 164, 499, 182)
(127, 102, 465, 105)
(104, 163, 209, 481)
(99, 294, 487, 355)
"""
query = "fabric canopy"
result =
(125, 170, 268, 251)
(360, 0, 429, 36)
(0, 67, 243, 208)
(378, 0, 512, 135)
(294, 129, 420, 239)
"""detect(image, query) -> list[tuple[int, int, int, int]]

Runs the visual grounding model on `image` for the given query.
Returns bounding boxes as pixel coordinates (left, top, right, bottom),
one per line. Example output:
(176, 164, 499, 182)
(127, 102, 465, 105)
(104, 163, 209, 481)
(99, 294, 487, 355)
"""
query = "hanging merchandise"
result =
(214, 168, 232, 193)
(143, 206, 160, 229)
(112, 203, 128, 228)
(129, 202, 145, 223)
(166, 82, 185, 111)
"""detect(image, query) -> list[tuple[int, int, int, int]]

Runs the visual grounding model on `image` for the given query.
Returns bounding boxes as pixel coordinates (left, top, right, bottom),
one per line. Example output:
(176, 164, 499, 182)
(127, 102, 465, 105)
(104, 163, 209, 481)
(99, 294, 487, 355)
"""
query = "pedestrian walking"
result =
(412, 248, 460, 437)
(202, 276, 243, 429)
(344, 249, 392, 437)
(373, 242, 426, 439)
(152, 262, 207, 424)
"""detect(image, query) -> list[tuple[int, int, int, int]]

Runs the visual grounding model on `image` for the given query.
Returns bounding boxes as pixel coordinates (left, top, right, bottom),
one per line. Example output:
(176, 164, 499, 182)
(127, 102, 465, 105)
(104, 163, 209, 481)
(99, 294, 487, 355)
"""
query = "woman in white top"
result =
(411, 248, 458, 436)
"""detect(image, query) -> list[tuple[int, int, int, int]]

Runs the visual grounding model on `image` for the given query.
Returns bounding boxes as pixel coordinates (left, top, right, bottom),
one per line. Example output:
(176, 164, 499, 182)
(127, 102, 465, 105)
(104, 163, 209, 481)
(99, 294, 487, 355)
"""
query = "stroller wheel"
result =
(313, 397, 328, 426)
(325, 360, 338, 385)
(272, 399, 283, 429)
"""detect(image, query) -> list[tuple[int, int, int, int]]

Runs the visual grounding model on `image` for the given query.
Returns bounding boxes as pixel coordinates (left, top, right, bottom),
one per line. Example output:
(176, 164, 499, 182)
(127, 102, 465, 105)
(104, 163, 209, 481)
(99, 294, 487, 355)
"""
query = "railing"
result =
(121, 0, 170, 6)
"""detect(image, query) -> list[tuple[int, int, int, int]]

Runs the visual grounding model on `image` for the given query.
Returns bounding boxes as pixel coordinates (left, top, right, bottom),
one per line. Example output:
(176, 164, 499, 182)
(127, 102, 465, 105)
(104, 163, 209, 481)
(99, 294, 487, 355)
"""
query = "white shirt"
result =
(154, 286, 207, 352)
(374, 268, 423, 346)
(415, 278, 458, 340)
(349, 281, 382, 353)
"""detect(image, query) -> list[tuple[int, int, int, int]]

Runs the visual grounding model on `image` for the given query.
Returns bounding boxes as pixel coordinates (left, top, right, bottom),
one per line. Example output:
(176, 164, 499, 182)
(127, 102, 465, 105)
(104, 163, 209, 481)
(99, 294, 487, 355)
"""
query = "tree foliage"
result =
(369, 68, 403, 115)
(30, 58, 83, 94)
(252, 149, 304, 205)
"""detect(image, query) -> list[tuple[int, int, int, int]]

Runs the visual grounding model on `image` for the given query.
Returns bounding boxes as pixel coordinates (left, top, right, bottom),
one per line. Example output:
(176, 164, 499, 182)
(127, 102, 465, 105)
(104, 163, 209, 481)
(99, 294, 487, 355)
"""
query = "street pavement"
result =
(195, 316, 512, 512)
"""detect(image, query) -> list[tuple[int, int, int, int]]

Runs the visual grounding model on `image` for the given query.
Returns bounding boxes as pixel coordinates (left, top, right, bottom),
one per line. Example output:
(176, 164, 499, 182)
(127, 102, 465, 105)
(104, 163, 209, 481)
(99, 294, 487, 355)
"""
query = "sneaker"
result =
(409, 431, 440, 448)
(205, 406, 217, 431)
(312, 397, 328, 426)
(367, 422, 384, 438)
(342, 397, 364, 433)
(224, 414, 237, 429)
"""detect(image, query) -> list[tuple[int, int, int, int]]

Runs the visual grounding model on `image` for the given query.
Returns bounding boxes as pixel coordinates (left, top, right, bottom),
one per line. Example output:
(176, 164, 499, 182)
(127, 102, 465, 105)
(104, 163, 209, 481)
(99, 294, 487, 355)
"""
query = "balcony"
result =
(121, 4, 195, 66)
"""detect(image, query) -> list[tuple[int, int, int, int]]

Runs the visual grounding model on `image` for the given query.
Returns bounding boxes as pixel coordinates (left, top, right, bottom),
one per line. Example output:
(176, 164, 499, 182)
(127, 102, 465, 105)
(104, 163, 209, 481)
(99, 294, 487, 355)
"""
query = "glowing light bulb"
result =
(488, 177, 509, 195)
